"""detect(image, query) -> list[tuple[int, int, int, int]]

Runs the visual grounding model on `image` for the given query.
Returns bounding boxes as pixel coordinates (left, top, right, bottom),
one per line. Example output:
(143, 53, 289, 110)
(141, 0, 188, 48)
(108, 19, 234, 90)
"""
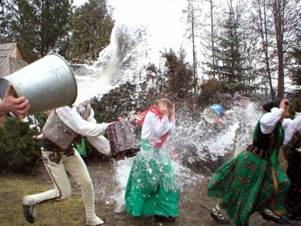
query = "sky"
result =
(73, 0, 197, 64)
(108, 0, 186, 47)
(73, 0, 87, 6)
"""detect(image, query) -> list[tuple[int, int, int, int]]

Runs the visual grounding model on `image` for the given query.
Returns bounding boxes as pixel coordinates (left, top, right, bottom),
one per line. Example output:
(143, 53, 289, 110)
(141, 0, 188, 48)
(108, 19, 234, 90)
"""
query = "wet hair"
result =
(262, 102, 279, 112)
(154, 98, 173, 112)
(262, 99, 289, 112)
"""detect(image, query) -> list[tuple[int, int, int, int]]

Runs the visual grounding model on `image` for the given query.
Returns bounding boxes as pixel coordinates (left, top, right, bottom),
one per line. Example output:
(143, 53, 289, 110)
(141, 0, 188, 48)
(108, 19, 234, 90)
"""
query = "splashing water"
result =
(103, 101, 262, 212)
(71, 1, 263, 213)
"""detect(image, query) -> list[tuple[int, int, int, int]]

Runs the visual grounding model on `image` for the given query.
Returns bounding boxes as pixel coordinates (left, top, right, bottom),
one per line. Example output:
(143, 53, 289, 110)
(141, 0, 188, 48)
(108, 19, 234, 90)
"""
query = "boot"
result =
(85, 215, 104, 226)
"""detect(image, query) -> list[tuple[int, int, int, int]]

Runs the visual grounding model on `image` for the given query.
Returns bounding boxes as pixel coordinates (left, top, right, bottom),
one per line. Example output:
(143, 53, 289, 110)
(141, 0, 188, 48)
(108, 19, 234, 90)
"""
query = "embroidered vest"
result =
(42, 111, 78, 149)
(248, 122, 282, 159)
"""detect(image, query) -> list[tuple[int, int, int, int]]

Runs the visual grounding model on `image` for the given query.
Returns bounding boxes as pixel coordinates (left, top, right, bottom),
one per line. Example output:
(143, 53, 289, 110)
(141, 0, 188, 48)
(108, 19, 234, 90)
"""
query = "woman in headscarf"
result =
(125, 98, 179, 223)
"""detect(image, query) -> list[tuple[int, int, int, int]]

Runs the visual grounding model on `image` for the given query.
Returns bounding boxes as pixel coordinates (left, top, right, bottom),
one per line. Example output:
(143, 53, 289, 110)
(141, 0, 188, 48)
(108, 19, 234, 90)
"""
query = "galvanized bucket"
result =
(0, 54, 77, 114)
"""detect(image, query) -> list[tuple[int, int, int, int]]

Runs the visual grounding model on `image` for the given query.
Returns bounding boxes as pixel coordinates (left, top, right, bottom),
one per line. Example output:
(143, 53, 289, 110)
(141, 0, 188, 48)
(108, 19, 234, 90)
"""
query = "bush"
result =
(0, 117, 40, 174)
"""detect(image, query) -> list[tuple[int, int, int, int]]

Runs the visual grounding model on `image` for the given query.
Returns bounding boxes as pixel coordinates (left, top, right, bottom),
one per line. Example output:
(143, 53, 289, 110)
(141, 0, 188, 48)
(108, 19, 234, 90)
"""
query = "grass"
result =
(0, 175, 85, 226)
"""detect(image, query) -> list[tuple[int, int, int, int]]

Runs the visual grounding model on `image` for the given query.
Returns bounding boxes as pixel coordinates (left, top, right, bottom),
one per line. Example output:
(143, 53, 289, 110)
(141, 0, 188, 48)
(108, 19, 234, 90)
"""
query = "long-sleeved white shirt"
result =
(141, 111, 175, 141)
(260, 107, 301, 145)
(56, 106, 109, 137)
(282, 115, 301, 145)
(55, 106, 111, 155)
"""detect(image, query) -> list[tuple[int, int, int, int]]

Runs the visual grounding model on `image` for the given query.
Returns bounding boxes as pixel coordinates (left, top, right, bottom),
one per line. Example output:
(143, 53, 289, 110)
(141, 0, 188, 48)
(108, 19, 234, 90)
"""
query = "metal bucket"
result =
(0, 54, 77, 114)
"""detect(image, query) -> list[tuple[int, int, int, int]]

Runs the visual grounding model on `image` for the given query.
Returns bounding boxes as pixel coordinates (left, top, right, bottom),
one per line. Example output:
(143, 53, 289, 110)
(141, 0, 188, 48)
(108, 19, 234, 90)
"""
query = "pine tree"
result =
(204, 0, 250, 94)
(163, 49, 194, 99)
(66, 0, 114, 63)
(291, 48, 301, 86)
(3, 0, 73, 61)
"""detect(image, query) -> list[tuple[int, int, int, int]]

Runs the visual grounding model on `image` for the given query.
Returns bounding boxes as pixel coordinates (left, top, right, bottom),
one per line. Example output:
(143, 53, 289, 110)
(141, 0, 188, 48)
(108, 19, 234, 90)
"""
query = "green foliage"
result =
(92, 82, 138, 122)
(162, 49, 194, 99)
(203, 4, 252, 94)
(200, 79, 220, 99)
(2, 0, 73, 61)
(0, 117, 40, 174)
(290, 48, 301, 86)
(66, 0, 114, 63)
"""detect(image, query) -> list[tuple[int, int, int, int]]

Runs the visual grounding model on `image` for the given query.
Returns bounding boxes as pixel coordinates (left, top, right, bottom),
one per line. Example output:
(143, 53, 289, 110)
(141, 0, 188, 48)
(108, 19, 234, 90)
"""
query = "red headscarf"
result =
(138, 105, 170, 148)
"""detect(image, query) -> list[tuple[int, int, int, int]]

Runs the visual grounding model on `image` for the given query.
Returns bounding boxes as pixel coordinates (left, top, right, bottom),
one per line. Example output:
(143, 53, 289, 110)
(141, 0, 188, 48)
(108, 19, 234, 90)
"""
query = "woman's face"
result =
(158, 102, 169, 115)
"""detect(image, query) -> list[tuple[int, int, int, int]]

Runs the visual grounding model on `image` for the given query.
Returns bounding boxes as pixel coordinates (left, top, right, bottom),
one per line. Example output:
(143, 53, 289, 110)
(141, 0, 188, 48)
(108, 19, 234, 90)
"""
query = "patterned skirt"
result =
(125, 139, 180, 217)
(208, 150, 290, 226)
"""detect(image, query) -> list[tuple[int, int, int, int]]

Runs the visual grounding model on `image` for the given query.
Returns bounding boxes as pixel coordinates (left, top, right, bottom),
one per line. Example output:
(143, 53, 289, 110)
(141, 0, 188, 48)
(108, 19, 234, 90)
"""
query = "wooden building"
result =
(0, 42, 28, 77)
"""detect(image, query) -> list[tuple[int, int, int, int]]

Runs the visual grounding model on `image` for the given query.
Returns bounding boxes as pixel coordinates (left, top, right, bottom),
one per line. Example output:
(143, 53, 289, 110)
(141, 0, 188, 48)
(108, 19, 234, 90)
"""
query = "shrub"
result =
(0, 117, 40, 174)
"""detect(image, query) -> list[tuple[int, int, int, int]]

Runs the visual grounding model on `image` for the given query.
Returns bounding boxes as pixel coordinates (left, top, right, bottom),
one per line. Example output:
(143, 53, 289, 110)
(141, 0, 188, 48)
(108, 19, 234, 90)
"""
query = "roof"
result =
(0, 42, 28, 77)
(0, 43, 19, 58)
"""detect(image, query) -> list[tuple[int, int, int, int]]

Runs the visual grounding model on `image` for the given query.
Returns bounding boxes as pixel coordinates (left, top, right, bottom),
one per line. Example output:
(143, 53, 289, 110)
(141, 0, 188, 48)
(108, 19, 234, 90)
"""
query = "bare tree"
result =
(272, 0, 286, 98)
(255, 0, 275, 100)
(209, 0, 216, 79)
(186, 0, 198, 93)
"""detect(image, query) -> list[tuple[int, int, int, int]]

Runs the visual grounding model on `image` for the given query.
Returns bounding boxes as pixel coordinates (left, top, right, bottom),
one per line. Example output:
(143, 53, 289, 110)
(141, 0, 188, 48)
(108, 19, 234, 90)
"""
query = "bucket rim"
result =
(48, 53, 78, 105)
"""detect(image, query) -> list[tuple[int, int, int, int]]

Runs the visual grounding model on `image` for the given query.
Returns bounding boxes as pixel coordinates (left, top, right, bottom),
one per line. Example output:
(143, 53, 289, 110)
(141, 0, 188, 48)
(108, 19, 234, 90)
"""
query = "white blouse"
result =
(260, 107, 301, 145)
(141, 111, 175, 142)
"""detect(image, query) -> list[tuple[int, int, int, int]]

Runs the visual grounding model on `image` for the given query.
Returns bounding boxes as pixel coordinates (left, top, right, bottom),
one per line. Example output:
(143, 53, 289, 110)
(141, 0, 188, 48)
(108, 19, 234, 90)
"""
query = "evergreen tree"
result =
(163, 49, 194, 99)
(204, 0, 250, 94)
(291, 47, 301, 87)
(3, 0, 73, 61)
(66, 0, 114, 63)
(0, 117, 40, 173)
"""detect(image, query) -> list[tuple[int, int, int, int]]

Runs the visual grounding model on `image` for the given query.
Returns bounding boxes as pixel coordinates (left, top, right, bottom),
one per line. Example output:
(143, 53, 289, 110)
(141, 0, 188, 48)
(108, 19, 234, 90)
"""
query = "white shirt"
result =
(56, 106, 109, 137)
(141, 111, 175, 141)
(282, 116, 301, 145)
(260, 107, 301, 145)
(55, 106, 111, 155)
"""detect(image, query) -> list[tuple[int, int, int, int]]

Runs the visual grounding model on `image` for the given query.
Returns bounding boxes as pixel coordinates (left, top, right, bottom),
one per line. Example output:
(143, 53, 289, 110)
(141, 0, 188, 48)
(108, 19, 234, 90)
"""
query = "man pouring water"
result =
(22, 101, 113, 226)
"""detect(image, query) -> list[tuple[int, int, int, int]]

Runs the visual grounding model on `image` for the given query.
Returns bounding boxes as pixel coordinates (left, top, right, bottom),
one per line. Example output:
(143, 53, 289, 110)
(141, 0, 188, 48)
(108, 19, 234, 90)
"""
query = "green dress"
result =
(208, 122, 290, 226)
(125, 139, 180, 217)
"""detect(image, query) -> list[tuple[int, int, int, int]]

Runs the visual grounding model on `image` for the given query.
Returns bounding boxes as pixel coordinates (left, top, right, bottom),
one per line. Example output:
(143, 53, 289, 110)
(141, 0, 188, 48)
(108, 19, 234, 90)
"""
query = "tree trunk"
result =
(257, 0, 275, 100)
(190, 1, 197, 92)
(273, 0, 285, 99)
(210, 0, 216, 79)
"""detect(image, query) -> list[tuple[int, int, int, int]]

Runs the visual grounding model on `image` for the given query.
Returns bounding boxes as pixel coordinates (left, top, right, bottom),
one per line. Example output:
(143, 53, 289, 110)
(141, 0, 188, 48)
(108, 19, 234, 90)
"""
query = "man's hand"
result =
(1, 86, 30, 119)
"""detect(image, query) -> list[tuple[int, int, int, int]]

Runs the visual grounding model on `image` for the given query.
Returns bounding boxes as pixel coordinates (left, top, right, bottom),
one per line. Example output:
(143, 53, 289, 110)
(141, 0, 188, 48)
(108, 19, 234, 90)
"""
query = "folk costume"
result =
(208, 106, 291, 226)
(125, 105, 179, 219)
(282, 115, 301, 220)
(22, 105, 111, 226)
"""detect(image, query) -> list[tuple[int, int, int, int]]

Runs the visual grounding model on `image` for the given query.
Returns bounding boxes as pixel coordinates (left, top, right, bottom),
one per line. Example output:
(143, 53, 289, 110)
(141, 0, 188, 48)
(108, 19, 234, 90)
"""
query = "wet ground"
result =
(2, 157, 299, 226)
(85, 160, 301, 226)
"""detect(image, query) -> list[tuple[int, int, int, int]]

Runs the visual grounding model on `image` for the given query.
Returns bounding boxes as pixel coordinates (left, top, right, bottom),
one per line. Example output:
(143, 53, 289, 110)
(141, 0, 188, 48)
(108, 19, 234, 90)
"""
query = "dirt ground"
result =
(0, 160, 300, 226)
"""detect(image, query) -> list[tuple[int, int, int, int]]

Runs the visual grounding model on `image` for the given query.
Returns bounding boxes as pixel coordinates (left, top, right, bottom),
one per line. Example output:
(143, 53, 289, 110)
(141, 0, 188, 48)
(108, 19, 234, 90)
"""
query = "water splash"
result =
(106, 100, 262, 212)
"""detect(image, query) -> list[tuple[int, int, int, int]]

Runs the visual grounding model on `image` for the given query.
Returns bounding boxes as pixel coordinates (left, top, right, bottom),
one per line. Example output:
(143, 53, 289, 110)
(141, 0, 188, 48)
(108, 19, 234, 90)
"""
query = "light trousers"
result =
(23, 149, 97, 220)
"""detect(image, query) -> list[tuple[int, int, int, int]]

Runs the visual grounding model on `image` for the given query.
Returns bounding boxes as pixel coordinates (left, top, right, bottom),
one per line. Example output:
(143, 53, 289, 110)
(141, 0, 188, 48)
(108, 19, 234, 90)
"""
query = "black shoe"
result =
(258, 209, 289, 224)
(154, 215, 176, 223)
(210, 207, 230, 224)
(22, 204, 36, 224)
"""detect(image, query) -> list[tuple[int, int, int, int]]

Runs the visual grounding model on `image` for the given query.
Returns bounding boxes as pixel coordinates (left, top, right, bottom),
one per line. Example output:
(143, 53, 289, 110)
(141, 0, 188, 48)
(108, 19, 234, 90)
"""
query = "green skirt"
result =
(208, 150, 290, 226)
(125, 139, 180, 217)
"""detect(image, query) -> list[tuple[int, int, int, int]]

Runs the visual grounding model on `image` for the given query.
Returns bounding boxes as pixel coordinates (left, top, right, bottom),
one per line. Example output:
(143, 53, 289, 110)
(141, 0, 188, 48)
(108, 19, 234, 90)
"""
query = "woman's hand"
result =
(158, 102, 169, 116)
(279, 98, 290, 117)
(279, 98, 289, 110)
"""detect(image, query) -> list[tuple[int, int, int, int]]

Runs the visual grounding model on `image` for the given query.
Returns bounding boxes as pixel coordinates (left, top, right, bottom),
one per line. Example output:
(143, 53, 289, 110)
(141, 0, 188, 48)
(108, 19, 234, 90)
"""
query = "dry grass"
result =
(0, 175, 85, 226)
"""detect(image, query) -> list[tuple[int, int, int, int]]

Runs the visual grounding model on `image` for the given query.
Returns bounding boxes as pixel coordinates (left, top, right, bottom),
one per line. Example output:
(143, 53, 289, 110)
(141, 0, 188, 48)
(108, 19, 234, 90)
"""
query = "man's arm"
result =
(0, 86, 30, 119)
(56, 106, 110, 137)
